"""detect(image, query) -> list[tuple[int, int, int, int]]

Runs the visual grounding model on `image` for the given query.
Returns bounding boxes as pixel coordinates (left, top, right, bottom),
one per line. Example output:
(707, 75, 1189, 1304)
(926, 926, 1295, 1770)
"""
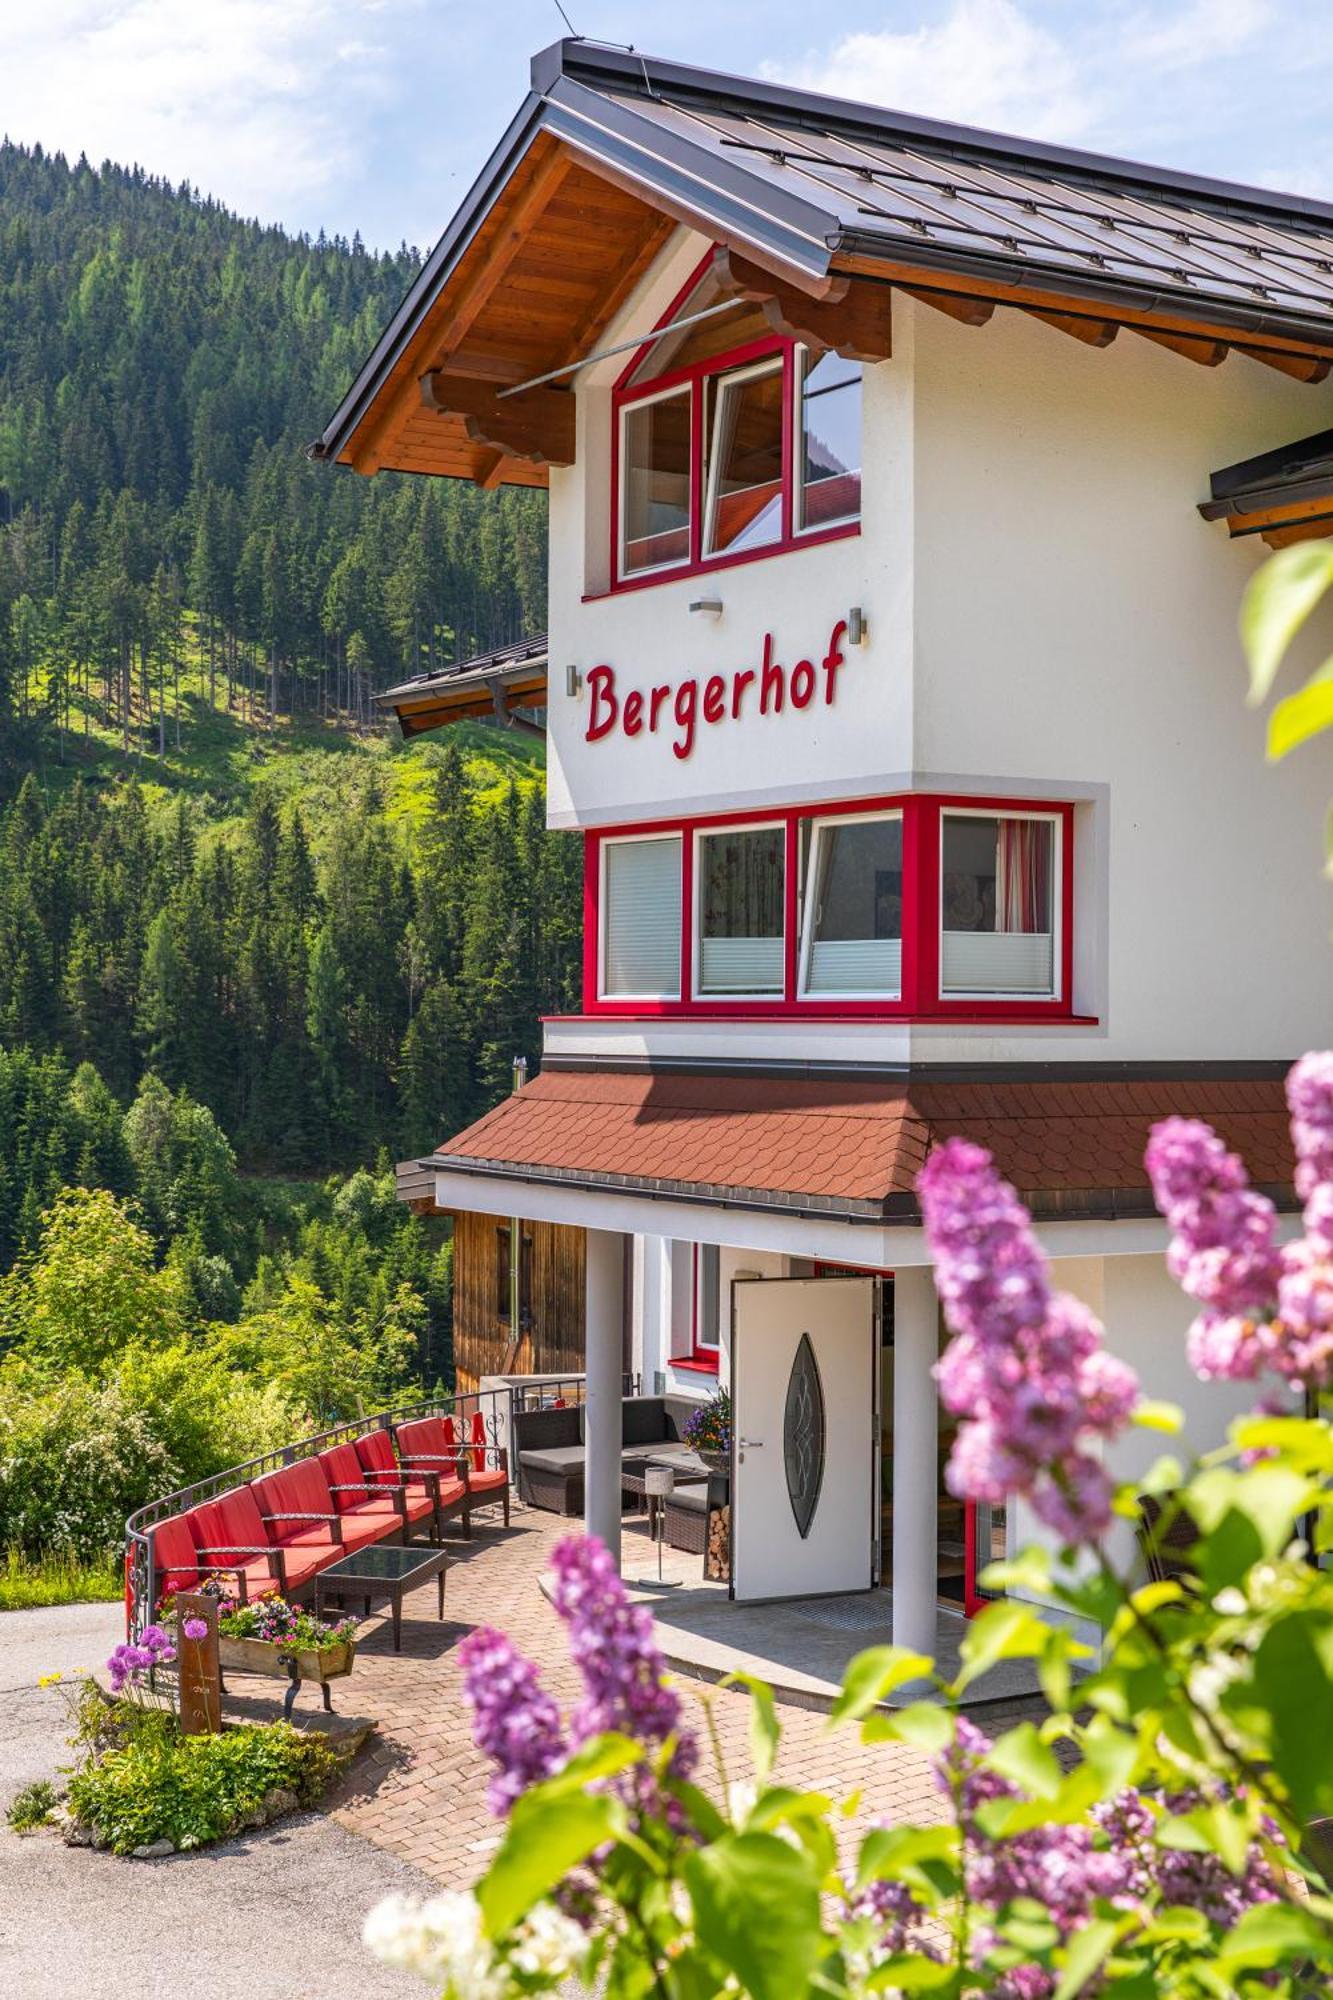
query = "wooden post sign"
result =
(175, 1591, 222, 1736)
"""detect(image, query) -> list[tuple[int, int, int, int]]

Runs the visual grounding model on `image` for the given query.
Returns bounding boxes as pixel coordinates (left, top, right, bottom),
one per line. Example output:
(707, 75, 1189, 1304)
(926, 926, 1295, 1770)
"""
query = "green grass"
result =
(0, 1547, 121, 1611)
(17, 622, 545, 819)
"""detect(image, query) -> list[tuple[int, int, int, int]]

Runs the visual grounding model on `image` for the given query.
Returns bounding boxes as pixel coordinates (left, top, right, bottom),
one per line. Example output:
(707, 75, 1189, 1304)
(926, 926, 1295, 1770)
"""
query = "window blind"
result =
(806, 937, 902, 995)
(603, 838, 682, 997)
(698, 936, 784, 993)
(941, 930, 1054, 996)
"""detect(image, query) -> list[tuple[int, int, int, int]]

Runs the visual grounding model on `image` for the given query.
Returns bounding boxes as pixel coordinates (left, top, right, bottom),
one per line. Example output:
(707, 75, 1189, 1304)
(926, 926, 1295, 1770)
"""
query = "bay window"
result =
(696, 824, 785, 997)
(590, 800, 1073, 1016)
(940, 812, 1057, 999)
(800, 812, 902, 997)
(601, 834, 682, 998)
(613, 299, 862, 585)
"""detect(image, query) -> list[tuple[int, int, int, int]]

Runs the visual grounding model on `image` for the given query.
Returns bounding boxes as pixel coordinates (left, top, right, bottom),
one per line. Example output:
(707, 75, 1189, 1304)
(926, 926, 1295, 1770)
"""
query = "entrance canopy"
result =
(400, 1062, 1296, 1230)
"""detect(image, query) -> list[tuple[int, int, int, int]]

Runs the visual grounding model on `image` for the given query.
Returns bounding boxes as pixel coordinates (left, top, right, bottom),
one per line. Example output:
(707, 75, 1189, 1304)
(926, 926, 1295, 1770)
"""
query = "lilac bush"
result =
(367, 1053, 1333, 1997)
(918, 1138, 1138, 1541)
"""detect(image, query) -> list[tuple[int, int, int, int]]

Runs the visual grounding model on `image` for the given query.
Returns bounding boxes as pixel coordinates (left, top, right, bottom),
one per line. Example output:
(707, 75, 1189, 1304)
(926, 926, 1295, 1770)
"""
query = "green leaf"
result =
(1251, 1611, 1333, 1820)
(831, 1646, 935, 1722)
(1132, 1399, 1183, 1433)
(856, 1823, 957, 1889)
(1213, 1900, 1333, 1969)
(724, 1672, 781, 1784)
(985, 1721, 1063, 1799)
(522, 1730, 640, 1799)
(864, 1952, 957, 1990)
(684, 1832, 823, 2000)
(1240, 541, 1333, 705)
(954, 1598, 1051, 1693)
(980, 1548, 1052, 1595)
(477, 1789, 621, 1937)
(862, 1701, 953, 1754)
(1269, 658, 1333, 761)
(1053, 1916, 1120, 2000)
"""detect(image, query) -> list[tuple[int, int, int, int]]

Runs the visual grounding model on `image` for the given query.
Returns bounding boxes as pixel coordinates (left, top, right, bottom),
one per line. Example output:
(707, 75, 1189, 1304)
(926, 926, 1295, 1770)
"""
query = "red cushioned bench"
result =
(142, 1418, 487, 1616)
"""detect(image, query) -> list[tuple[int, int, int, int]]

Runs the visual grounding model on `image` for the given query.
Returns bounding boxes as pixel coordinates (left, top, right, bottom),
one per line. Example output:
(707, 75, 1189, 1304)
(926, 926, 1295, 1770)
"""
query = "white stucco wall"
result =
(909, 299, 1333, 1061)
(541, 235, 1333, 1062)
(545, 230, 914, 830)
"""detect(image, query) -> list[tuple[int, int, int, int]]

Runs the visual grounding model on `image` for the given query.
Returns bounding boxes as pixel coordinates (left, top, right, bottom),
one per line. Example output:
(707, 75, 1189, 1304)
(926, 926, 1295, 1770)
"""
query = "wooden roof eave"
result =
(832, 250, 1333, 382)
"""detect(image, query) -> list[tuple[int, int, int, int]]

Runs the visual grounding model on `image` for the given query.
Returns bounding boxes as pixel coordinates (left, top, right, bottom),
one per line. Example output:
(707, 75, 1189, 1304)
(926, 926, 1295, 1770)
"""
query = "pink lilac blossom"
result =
(457, 1626, 568, 1816)
(916, 1139, 1138, 1542)
(548, 1535, 697, 1783)
(1145, 1055, 1333, 1390)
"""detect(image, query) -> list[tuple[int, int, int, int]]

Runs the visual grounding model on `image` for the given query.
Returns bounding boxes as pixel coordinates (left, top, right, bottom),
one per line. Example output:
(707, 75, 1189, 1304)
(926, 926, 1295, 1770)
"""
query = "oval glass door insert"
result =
(783, 1330, 826, 1539)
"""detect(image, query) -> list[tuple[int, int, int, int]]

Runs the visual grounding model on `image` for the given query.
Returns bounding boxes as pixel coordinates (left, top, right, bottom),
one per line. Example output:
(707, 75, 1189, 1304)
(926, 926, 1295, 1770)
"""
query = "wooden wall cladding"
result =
(451, 1209, 587, 1391)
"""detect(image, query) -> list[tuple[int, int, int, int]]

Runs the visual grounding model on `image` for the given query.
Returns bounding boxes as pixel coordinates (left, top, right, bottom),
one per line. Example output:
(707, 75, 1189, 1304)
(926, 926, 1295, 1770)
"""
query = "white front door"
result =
(731, 1275, 878, 1602)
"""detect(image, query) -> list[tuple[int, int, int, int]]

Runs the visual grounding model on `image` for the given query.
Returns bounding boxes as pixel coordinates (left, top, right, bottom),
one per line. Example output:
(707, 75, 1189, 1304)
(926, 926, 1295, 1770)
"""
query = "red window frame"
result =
(607, 255, 861, 595)
(579, 793, 1082, 1023)
(668, 1243, 722, 1375)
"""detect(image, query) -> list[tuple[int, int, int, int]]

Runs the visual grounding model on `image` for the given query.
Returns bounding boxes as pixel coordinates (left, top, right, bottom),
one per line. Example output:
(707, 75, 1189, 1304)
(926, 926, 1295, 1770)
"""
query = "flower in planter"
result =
(682, 1387, 731, 1457)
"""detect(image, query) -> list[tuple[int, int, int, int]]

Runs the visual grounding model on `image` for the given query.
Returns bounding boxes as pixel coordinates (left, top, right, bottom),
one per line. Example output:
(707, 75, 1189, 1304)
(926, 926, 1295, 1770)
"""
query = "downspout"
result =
(510, 1056, 528, 1350)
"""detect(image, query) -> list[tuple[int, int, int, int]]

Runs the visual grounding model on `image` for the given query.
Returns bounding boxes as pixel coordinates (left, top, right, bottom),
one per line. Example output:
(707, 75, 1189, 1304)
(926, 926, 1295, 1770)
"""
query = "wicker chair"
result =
(1136, 1492, 1199, 1583)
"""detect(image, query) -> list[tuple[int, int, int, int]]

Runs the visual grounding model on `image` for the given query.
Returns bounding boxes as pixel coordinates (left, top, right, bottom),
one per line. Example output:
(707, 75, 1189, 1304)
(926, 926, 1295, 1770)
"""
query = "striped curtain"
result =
(995, 818, 1050, 935)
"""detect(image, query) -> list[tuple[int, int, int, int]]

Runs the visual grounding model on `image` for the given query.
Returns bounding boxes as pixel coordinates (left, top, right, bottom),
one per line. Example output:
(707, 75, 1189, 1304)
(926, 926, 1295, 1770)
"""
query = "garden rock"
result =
(131, 1838, 175, 1859)
(262, 1786, 299, 1818)
(62, 1821, 93, 1848)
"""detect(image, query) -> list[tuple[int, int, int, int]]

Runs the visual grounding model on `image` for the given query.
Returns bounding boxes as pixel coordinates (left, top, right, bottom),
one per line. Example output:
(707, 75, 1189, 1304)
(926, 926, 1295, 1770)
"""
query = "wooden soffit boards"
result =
(392, 667, 549, 735)
(835, 253, 1333, 383)
(343, 134, 676, 484)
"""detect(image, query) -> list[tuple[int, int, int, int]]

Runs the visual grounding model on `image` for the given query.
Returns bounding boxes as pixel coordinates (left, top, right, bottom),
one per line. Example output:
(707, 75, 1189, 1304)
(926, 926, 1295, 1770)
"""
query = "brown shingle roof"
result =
(427, 1067, 1295, 1224)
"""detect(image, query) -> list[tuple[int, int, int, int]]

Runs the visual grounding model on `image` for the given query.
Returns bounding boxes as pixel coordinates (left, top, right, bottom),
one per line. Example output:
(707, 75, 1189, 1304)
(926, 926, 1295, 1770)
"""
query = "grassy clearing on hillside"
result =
(16, 622, 544, 839)
(0, 1546, 121, 1611)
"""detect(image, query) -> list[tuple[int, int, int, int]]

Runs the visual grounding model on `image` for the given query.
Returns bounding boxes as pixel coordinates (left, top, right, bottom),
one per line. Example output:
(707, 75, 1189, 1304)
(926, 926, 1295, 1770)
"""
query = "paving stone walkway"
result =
(223, 1508, 970, 1887)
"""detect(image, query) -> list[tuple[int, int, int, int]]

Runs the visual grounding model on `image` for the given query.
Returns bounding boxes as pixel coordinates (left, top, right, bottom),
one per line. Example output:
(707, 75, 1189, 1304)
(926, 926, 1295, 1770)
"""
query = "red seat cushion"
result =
(466, 1466, 508, 1495)
(355, 1428, 435, 1524)
(187, 1494, 283, 1601)
(151, 1512, 202, 1597)
(395, 1416, 458, 1477)
(434, 1475, 467, 1511)
(252, 1459, 339, 1547)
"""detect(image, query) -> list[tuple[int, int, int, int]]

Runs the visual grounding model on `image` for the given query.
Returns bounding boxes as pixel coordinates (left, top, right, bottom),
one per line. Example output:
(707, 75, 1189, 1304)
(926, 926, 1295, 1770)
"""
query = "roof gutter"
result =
(834, 227, 1333, 352)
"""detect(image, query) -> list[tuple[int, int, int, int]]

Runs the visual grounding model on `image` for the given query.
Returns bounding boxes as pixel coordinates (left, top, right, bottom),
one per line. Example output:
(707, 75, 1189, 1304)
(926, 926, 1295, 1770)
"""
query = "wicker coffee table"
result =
(315, 1542, 448, 1653)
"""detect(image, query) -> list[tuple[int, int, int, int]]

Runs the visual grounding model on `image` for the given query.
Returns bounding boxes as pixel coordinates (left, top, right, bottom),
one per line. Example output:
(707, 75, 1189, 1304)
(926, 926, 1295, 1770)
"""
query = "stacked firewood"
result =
(706, 1505, 731, 1582)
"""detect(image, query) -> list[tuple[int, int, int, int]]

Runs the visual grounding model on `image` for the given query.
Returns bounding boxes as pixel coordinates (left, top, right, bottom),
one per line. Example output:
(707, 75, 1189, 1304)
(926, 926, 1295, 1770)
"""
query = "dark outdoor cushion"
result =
(518, 1444, 587, 1475)
(663, 1397, 700, 1443)
(620, 1397, 671, 1448)
(514, 1405, 582, 1454)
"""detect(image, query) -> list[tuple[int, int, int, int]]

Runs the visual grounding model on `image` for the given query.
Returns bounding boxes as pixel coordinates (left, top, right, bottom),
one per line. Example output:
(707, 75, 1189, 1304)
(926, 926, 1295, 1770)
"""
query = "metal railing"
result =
(123, 1389, 505, 1639)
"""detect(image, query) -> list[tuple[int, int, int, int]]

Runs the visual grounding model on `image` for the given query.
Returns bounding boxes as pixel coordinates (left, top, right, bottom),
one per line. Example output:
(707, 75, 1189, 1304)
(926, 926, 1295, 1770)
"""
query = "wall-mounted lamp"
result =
(847, 606, 868, 646)
(565, 663, 583, 698)
(688, 596, 724, 619)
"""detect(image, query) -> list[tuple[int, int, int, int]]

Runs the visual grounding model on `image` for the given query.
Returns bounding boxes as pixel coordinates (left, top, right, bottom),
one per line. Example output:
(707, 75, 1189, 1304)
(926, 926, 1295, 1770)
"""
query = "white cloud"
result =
(0, 1, 421, 232)
(771, 0, 1272, 154)
(775, 0, 1097, 144)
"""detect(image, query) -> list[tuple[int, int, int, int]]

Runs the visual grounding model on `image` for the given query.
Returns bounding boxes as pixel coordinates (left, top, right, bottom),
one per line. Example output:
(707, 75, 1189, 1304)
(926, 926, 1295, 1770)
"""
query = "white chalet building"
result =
(317, 41, 1333, 1651)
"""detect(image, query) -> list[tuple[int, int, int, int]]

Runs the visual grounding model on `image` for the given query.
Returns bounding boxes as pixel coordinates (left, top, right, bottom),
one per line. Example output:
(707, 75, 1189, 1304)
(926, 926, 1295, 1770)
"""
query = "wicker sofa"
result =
(512, 1395, 700, 1516)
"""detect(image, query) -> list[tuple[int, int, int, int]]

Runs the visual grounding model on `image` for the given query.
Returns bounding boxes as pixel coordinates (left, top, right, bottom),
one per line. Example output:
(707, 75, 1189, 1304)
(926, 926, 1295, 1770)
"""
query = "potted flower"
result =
(682, 1388, 731, 1473)
(162, 1592, 358, 1691)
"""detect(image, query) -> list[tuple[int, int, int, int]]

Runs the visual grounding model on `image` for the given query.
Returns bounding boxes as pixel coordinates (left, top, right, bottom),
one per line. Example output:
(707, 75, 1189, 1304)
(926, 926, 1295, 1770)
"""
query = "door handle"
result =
(740, 1439, 765, 1448)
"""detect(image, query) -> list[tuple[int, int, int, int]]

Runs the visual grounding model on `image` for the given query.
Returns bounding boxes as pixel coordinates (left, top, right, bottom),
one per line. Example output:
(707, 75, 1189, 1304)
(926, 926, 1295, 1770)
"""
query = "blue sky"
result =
(2, 2, 1332, 253)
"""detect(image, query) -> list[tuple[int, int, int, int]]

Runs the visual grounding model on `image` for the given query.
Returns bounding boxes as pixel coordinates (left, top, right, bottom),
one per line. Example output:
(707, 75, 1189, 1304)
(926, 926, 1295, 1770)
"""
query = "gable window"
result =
(696, 824, 785, 997)
(612, 264, 862, 588)
(621, 388, 692, 578)
(940, 812, 1057, 999)
(601, 833, 683, 998)
(703, 358, 785, 558)
(797, 350, 862, 533)
(800, 811, 902, 997)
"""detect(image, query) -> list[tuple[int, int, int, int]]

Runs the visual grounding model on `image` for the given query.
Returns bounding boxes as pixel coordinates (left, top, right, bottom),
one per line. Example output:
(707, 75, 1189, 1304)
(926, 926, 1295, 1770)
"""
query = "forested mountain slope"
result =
(0, 139, 546, 778)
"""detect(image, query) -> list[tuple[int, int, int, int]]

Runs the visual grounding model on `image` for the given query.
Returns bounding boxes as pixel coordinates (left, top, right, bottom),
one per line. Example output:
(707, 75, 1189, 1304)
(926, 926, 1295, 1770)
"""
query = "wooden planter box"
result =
(218, 1635, 356, 1715)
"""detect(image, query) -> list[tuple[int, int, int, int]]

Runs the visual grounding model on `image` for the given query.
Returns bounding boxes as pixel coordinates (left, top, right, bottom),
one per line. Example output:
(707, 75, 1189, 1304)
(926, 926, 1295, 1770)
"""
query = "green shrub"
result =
(6, 1779, 58, 1832)
(0, 1545, 120, 1609)
(0, 1373, 178, 1561)
(66, 1715, 341, 1855)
